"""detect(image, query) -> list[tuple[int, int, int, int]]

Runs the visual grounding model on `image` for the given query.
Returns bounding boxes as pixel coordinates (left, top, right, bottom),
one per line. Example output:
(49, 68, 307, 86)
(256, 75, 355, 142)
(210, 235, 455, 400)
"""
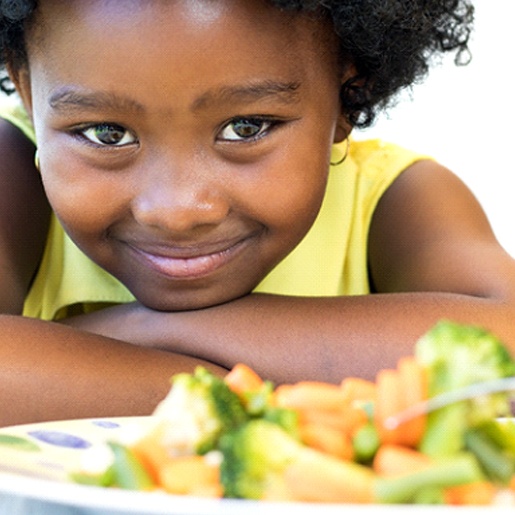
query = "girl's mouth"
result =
(125, 236, 253, 280)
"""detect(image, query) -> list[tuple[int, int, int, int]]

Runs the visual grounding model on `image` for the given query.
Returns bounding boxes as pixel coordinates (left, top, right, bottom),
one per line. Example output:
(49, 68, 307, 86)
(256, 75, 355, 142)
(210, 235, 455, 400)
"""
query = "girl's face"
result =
(18, 0, 347, 310)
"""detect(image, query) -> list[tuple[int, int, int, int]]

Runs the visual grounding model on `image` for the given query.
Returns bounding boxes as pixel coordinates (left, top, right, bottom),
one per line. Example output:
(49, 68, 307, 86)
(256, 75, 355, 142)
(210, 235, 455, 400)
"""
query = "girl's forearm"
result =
(63, 292, 515, 385)
(0, 314, 227, 427)
(158, 293, 509, 383)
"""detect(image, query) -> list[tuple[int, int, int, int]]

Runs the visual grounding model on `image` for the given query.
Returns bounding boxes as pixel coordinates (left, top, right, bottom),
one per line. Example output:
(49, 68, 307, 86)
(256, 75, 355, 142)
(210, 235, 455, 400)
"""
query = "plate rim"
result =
(0, 416, 512, 514)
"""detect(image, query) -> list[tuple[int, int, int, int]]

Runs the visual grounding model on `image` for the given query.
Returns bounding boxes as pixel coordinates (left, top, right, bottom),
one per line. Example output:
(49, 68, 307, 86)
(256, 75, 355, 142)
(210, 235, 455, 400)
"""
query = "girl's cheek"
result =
(42, 160, 112, 224)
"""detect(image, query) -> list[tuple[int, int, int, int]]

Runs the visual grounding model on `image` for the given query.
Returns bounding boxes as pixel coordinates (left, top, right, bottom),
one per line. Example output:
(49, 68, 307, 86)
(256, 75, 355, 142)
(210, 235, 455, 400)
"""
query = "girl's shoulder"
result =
(0, 94, 35, 142)
(0, 96, 48, 314)
(338, 137, 433, 198)
(348, 138, 431, 174)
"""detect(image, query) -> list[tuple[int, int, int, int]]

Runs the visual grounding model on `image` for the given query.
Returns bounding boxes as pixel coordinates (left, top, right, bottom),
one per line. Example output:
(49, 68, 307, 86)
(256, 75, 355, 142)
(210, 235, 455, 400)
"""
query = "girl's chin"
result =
(134, 287, 249, 312)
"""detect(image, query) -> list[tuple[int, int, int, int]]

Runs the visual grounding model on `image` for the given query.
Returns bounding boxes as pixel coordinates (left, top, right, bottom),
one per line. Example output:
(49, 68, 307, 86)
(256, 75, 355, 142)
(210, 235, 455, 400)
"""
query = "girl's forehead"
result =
(32, 0, 323, 39)
(27, 0, 340, 100)
(24, 0, 339, 118)
(30, 0, 335, 64)
(38, 0, 249, 27)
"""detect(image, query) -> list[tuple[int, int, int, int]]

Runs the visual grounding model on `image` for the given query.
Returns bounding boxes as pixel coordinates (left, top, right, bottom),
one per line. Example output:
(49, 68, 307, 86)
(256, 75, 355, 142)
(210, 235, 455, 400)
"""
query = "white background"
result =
(355, 1, 515, 256)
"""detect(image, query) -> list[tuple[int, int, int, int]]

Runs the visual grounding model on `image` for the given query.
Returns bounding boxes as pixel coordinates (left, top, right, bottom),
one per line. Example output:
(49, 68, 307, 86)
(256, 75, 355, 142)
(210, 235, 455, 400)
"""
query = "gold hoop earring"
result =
(34, 149, 41, 171)
(330, 138, 349, 166)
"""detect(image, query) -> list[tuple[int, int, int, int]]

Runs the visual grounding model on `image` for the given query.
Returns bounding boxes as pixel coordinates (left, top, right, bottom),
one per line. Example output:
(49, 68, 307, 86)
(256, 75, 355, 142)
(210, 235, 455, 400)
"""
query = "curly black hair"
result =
(0, 0, 473, 128)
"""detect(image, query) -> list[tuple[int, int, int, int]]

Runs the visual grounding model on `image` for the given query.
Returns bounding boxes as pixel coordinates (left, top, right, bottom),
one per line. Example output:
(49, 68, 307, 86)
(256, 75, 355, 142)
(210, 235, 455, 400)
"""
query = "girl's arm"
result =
(64, 160, 515, 383)
(0, 118, 49, 313)
(0, 315, 226, 424)
(0, 121, 227, 427)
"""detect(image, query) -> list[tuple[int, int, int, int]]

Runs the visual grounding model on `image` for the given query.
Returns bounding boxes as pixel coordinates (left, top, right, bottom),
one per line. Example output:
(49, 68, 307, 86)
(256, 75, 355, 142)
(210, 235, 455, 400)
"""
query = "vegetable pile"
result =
(71, 320, 515, 505)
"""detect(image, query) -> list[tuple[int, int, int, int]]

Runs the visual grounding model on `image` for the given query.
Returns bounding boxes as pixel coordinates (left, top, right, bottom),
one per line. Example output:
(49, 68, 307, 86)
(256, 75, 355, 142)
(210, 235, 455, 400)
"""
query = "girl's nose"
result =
(131, 157, 230, 233)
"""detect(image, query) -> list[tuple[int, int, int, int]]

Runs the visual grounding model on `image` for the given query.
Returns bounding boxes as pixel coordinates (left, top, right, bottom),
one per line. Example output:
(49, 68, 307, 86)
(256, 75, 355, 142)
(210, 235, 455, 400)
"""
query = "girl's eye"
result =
(80, 123, 137, 146)
(218, 118, 273, 142)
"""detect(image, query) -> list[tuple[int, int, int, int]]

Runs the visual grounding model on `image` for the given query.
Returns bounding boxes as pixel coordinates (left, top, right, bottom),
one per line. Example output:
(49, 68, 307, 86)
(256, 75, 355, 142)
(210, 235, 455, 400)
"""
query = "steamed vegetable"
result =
(416, 320, 515, 456)
(68, 320, 515, 506)
(219, 419, 302, 499)
(374, 356, 428, 448)
(152, 366, 249, 454)
(374, 452, 485, 504)
(220, 418, 375, 503)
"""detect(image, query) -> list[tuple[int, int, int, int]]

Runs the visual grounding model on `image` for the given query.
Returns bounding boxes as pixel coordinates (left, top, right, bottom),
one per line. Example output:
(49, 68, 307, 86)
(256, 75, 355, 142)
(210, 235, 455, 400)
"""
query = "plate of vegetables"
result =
(1, 320, 515, 515)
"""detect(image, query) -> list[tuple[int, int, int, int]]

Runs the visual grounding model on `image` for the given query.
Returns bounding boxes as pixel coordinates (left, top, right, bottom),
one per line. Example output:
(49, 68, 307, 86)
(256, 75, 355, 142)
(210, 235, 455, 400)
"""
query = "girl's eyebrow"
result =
(191, 80, 301, 110)
(49, 88, 144, 114)
(48, 80, 301, 115)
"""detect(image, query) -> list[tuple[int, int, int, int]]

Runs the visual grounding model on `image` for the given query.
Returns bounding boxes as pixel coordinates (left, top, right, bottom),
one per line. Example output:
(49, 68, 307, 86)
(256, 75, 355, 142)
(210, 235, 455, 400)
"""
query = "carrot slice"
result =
(375, 357, 428, 447)
(131, 422, 171, 482)
(284, 449, 375, 503)
(158, 455, 222, 497)
(262, 476, 296, 501)
(299, 422, 354, 460)
(274, 381, 347, 412)
(340, 377, 376, 404)
(444, 481, 497, 505)
(397, 356, 427, 447)
(224, 363, 264, 396)
(374, 369, 404, 445)
(299, 405, 368, 435)
(373, 443, 432, 476)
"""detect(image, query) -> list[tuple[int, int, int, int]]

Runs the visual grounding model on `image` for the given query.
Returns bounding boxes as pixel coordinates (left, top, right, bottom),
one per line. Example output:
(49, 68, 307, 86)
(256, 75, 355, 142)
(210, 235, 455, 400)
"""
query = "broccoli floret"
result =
(153, 367, 249, 455)
(237, 379, 300, 438)
(415, 320, 515, 456)
(416, 320, 515, 396)
(219, 419, 304, 499)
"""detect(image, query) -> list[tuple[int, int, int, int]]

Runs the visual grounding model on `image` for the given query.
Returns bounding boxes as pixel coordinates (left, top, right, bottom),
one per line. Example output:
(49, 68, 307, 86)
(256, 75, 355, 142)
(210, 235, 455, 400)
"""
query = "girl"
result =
(1, 0, 514, 426)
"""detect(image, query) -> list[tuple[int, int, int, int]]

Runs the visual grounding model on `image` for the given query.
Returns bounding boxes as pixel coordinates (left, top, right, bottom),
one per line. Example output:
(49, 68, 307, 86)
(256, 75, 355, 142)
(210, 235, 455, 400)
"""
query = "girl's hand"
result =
(59, 302, 164, 347)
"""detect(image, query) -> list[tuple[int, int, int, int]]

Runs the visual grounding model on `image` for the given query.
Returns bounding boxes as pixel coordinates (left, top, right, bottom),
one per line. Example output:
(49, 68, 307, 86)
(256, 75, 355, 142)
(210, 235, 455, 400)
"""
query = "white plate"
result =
(0, 416, 512, 515)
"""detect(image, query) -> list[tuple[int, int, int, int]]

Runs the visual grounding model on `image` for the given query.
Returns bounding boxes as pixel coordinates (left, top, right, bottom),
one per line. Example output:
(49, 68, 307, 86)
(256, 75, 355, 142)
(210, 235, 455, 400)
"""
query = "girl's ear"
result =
(333, 118, 351, 143)
(6, 64, 34, 119)
(333, 63, 356, 143)
(333, 109, 353, 143)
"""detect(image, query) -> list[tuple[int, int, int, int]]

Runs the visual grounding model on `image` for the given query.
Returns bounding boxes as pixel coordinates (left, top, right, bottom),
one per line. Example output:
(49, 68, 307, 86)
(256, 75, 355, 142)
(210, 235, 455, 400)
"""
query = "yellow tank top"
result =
(0, 97, 427, 320)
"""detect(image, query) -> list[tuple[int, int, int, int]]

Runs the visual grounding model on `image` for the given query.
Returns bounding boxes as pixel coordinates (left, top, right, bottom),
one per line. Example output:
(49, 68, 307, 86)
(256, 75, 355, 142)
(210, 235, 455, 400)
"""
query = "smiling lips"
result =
(126, 236, 252, 280)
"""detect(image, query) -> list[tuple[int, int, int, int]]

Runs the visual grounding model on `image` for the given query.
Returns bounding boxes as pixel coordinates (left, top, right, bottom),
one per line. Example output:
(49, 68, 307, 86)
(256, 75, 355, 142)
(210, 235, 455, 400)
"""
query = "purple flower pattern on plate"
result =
(92, 420, 121, 429)
(23, 420, 120, 449)
(27, 430, 91, 449)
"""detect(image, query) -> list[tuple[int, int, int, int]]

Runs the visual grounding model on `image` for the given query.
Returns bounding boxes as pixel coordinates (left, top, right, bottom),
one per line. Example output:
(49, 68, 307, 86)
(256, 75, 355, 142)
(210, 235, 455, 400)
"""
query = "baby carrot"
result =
(340, 377, 376, 403)
(375, 357, 428, 447)
(159, 455, 222, 497)
(298, 405, 368, 435)
(444, 481, 497, 505)
(299, 422, 354, 460)
(373, 444, 433, 477)
(261, 476, 297, 502)
(374, 368, 404, 445)
(284, 448, 375, 503)
(397, 356, 427, 447)
(224, 363, 264, 396)
(274, 381, 348, 412)
(130, 422, 170, 483)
